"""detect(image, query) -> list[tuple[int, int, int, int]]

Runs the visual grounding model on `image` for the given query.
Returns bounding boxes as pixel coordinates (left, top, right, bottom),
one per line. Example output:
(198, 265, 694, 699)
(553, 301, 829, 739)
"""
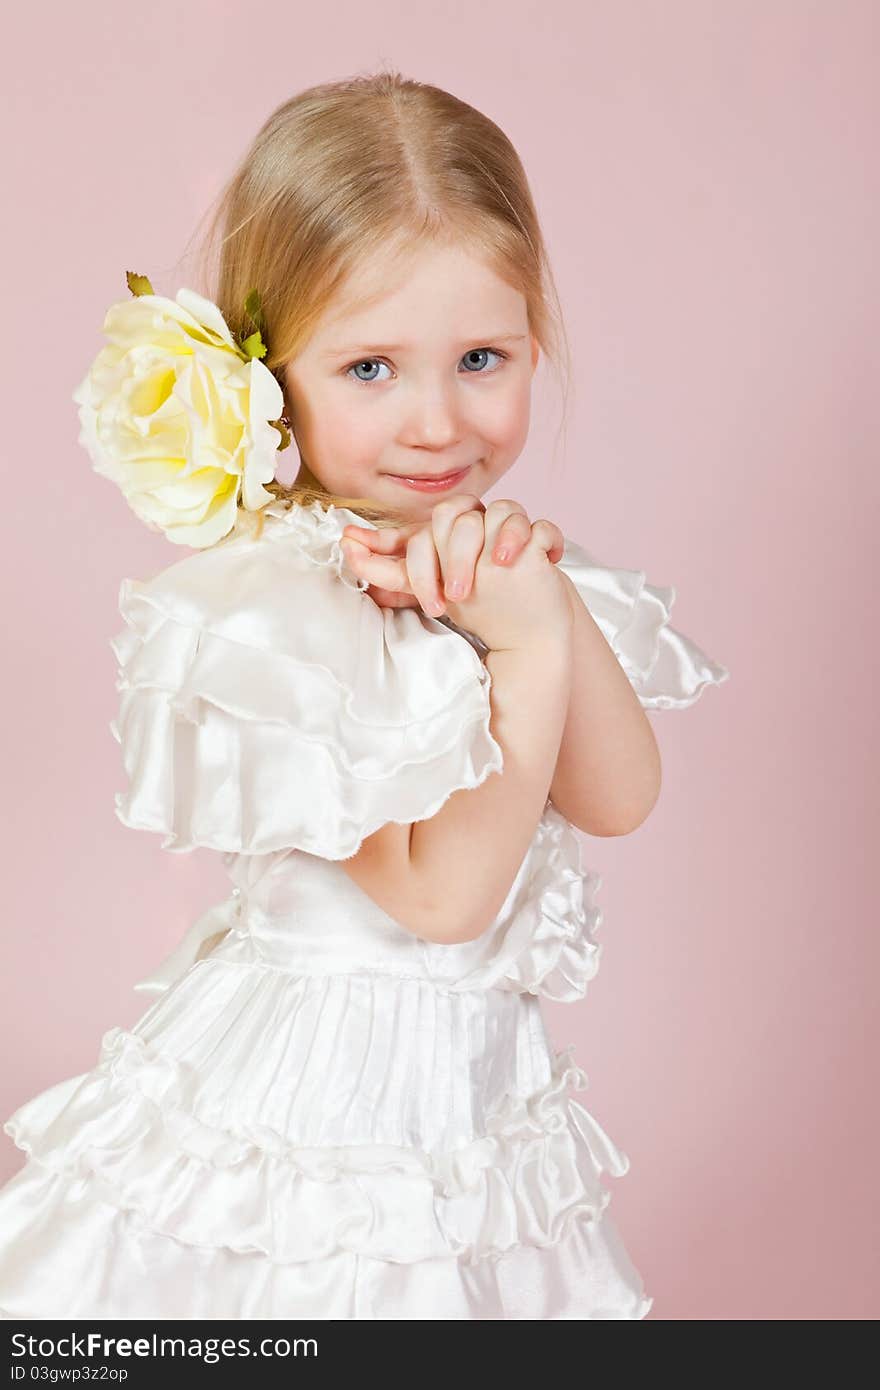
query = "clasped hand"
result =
(339, 494, 565, 619)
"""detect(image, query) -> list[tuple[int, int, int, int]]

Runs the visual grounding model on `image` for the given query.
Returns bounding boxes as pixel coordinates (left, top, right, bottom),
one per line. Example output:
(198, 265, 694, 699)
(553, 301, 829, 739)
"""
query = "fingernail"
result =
(429, 599, 446, 615)
(446, 580, 464, 598)
(494, 548, 510, 563)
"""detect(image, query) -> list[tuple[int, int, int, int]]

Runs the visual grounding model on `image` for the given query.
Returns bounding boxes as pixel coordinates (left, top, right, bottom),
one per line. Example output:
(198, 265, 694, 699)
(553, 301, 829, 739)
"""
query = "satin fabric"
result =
(0, 499, 728, 1320)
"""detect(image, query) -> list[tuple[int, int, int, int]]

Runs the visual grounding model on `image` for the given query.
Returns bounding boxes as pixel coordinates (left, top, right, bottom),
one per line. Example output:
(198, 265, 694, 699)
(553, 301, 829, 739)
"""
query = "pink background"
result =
(2, 1, 877, 1320)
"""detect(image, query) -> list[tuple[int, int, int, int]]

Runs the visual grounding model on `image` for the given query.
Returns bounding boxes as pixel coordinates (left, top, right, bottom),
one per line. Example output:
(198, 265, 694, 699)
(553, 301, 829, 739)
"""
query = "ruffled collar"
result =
(222, 501, 729, 704)
(228, 498, 377, 593)
(246, 497, 490, 656)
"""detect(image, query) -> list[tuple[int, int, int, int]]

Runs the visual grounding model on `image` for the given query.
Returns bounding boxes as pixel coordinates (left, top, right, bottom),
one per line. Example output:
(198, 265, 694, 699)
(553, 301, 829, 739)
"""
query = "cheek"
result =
(477, 378, 532, 451)
(312, 392, 384, 461)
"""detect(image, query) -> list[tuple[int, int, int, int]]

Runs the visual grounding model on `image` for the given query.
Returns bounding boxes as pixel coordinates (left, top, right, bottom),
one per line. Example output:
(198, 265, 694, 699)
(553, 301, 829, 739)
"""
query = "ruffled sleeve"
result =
(108, 501, 503, 859)
(557, 536, 730, 709)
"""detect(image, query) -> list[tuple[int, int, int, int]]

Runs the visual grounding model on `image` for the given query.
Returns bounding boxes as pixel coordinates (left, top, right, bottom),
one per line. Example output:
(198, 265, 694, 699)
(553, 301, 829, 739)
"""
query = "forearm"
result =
(549, 571, 661, 835)
(409, 636, 572, 942)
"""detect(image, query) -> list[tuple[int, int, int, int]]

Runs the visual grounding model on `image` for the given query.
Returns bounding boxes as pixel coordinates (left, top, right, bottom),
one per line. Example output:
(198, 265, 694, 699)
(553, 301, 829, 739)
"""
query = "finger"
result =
(443, 509, 487, 600)
(428, 493, 486, 566)
(404, 526, 447, 616)
(365, 585, 422, 610)
(341, 536, 414, 594)
(479, 499, 531, 555)
(526, 518, 565, 561)
(491, 510, 533, 563)
(341, 521, 423, 555)
(547, 527, 565, 564)
(527, 519, 565, 563)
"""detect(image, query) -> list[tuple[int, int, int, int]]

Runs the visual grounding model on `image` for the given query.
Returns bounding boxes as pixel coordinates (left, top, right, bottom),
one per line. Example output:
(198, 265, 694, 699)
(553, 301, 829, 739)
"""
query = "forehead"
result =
(316, 239, 524, 342)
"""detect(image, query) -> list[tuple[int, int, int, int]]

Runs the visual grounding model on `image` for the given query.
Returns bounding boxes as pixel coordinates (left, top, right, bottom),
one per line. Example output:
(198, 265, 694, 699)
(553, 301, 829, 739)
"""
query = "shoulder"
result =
(116, 498, 368, 650)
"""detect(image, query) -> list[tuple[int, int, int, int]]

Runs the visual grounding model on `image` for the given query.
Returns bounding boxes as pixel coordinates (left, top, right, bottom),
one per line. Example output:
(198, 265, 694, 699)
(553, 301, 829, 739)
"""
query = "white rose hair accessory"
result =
(72, 272, 292, 549)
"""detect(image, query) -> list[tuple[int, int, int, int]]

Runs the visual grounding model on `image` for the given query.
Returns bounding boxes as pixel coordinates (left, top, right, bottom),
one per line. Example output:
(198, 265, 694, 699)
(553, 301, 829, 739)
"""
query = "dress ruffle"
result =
(419, 803, 604, 1002)
(3, 1024, 628, 1269)
(0, 1170, 651, 1320)
(491, 808, 604, 1000)
(109, 499, 503, 859)
(557, 536, 730, 709)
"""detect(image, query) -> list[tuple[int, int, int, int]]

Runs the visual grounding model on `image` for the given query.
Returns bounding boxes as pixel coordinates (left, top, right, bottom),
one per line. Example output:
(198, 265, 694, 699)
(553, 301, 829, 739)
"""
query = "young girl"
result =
(0, 71, 728, 1321)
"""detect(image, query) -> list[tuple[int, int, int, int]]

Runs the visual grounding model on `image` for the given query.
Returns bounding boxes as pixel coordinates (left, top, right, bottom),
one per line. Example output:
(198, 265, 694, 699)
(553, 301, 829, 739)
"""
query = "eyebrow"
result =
(323, 332, 527, 358)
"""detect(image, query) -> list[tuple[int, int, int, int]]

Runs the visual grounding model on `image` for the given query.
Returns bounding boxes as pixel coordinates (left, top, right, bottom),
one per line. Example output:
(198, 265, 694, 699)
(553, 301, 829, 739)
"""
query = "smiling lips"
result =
(386, 465, 472, 491)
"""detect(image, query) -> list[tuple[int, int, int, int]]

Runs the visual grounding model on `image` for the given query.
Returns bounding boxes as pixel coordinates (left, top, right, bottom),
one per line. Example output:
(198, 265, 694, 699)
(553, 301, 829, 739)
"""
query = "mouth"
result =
(384, 465, 472, 492)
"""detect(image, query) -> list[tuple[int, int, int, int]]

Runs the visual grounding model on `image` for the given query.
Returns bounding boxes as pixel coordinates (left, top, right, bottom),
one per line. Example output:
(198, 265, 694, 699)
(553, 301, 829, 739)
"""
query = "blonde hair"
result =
(181, 66, 571, 538)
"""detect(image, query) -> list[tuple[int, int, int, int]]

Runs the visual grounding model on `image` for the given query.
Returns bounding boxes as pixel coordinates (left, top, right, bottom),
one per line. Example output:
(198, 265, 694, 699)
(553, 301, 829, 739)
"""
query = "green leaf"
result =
(243, 288, 264, 332)
(126, 271, 154, 296)
(240, 330, 267, 360)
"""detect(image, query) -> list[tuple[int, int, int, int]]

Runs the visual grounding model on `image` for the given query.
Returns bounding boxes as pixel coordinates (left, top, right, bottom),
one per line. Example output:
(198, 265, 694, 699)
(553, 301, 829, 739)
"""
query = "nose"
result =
(399, 378, 463, 451)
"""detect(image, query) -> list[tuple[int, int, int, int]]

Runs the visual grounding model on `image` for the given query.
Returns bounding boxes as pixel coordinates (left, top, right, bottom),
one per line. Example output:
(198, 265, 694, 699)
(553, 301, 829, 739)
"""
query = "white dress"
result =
(0, 499, 729, 1320)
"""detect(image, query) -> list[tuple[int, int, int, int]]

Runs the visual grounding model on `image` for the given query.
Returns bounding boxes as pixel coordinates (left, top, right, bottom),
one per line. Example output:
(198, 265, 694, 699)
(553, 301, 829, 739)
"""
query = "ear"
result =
(530, 334, 540, 373)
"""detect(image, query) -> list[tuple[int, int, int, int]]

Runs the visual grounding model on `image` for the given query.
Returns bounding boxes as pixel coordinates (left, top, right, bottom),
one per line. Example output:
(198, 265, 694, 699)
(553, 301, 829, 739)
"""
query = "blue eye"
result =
(460, 348, 505, 373)
(344, 347, 508, 386)
(347, 359, 393, 384)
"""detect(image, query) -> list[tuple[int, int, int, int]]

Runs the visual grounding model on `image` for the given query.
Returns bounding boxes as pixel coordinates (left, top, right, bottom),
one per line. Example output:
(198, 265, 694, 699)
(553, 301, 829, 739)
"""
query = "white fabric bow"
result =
(133, 889, 243, 995)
